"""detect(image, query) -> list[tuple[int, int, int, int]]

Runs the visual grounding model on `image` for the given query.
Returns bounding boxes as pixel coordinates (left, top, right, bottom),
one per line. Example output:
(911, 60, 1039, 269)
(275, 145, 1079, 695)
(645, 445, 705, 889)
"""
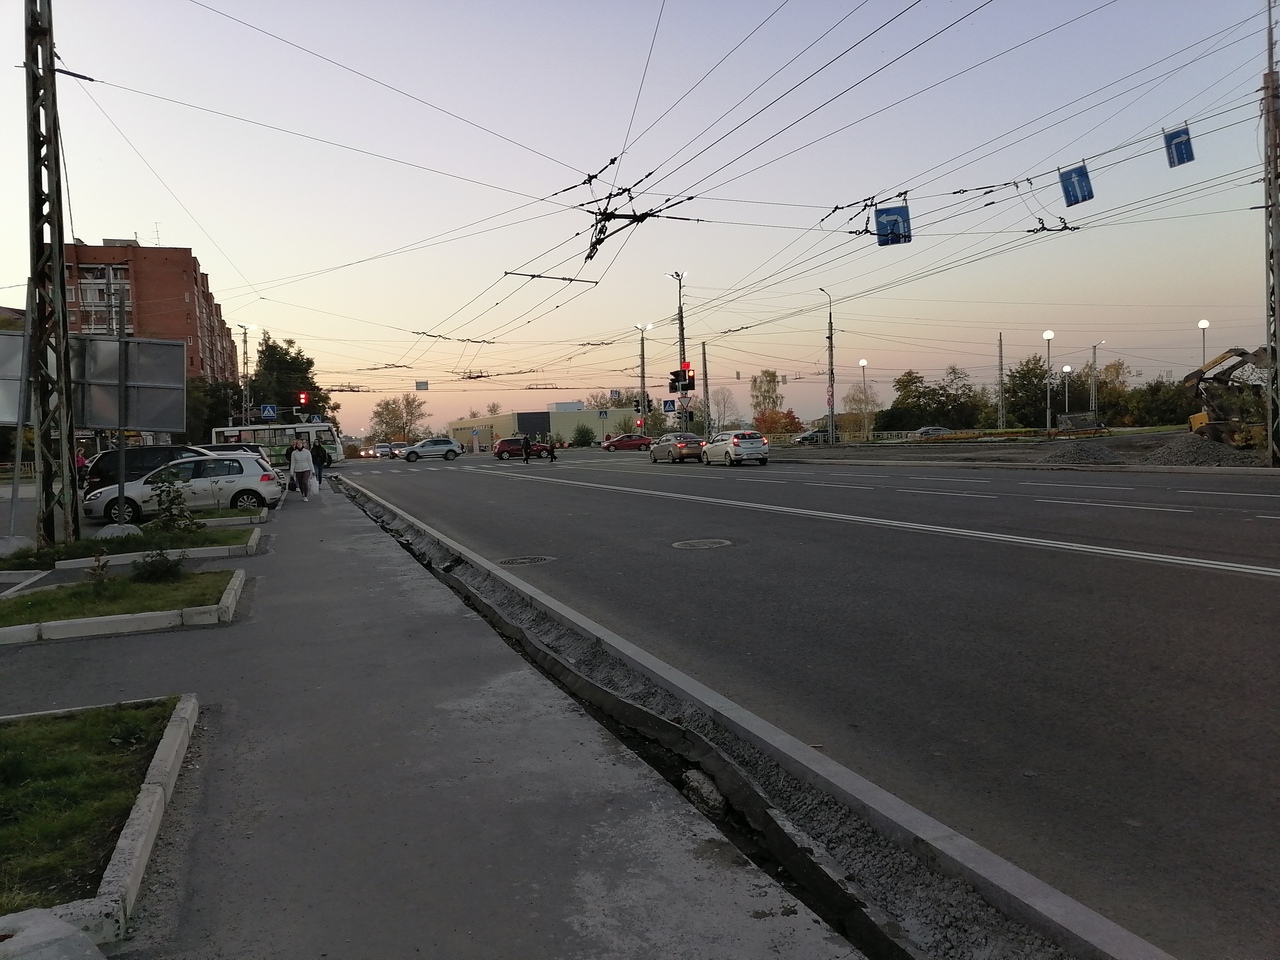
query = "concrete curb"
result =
(0, 569, 246, 645)
(773, 456, 1279, 475)
(43, 694, 200, 944)
(198, 507, 269, 527)
(340, 476, 1175, 960)
(54, 529, 260, 569)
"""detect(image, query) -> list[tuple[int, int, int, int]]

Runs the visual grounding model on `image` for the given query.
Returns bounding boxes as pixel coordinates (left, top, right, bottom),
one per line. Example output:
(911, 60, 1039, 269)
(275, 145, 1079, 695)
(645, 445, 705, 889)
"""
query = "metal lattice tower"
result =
(25, 0, 79, 544)
(1264, 10, 1280, 467)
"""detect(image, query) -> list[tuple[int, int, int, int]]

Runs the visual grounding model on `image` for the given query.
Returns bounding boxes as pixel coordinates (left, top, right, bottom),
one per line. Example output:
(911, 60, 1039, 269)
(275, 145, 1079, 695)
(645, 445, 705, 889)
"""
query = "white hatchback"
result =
(82, 454, 285, 524)
(702, 430, 769, 466)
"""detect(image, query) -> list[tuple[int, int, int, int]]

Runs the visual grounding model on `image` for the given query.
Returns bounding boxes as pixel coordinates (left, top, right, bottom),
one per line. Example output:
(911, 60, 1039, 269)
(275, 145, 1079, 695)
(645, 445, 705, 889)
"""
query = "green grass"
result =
(0, 698, 177, 914)
(0, 528, 251, 571)
(0, 570, 233, 627)
(190, 506, 262, 520)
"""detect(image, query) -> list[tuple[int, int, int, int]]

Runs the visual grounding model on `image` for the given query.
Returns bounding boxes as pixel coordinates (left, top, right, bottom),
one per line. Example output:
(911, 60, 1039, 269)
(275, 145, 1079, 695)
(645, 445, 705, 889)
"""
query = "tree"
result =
(1002, 355, 1048, 428)
(749, 370, 783, 416)
(841, 382, 880, 439)
(873, 366, 985, 431)
(466, 407, 481, 419)
(710, 386, 739, 430)
(181, 378, 241, 445)
(485, 401, 503, 416)
(248, 334, 338, 424)
(753, 408, 805, 434)
(368, 394, 429, 441)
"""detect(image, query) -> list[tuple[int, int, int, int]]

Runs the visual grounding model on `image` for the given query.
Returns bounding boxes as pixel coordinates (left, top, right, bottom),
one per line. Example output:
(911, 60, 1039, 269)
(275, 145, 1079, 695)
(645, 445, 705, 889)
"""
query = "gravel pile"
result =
(1139, 432, 1265, 467)
(1039, 441, 1123, 465)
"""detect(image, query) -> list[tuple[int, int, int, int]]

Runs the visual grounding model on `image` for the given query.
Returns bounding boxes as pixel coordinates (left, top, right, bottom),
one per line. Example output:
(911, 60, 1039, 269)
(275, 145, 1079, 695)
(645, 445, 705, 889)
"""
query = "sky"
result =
(1, 0, 1274, 435)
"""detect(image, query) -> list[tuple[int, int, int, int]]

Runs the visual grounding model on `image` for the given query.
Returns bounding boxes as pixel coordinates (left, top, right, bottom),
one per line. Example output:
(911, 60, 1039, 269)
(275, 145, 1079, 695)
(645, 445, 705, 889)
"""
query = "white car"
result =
(702, 430, 769, 466)
(82, 454, 285, 524)
(399, 437, 464, 462)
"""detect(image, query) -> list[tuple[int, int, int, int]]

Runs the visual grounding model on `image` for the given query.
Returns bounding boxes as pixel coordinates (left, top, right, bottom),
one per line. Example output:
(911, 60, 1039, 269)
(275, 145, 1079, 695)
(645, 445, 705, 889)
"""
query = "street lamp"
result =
(1090, 339, 1105, 414)
(1198, 318, 1210, 366)
(666, 271, 687, 427)
(634, 323, 653, 423)
(859, 358, 869, 441)
(1062, 365, 1072, 414)
(819, 288, 834, 445)
(1043, 330, 1055, 432)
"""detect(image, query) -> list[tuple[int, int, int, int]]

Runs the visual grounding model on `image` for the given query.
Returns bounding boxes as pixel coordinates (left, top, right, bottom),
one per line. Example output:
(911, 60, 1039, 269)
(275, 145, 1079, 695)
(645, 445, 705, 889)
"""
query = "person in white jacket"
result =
(288, 438, 315, 501)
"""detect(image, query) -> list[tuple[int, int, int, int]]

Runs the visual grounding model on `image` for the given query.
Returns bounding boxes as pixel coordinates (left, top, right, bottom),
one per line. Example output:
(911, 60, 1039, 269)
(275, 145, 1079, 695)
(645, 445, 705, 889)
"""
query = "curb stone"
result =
(54, 528, 260, 569)
(0, 695, 199, 946)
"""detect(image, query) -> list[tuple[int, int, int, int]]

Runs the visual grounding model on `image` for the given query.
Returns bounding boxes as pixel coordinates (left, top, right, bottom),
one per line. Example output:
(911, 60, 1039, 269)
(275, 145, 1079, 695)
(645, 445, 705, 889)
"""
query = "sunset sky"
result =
(1, 1, 1272, 434)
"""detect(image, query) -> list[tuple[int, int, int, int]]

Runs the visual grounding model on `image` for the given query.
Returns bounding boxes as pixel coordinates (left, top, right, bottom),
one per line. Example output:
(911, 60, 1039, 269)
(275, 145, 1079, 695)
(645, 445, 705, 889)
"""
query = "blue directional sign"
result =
(260, 404, 278, 420)
(1164, 126, 1194, 167)
(875, 205, 911, 245)
(1059, 164, 1094, 207)
(662, 399, 676, 413)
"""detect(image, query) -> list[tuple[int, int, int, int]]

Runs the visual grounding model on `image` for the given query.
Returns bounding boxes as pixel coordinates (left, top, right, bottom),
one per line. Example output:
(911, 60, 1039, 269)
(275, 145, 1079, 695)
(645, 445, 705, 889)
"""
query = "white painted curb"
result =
(55, 528, 261, 569)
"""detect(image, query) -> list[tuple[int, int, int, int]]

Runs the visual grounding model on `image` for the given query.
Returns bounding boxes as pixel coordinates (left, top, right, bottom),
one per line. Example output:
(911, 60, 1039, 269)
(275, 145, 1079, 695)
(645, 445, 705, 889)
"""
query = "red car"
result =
(602, 434, 652, 452)
(493, 437, 550, 460)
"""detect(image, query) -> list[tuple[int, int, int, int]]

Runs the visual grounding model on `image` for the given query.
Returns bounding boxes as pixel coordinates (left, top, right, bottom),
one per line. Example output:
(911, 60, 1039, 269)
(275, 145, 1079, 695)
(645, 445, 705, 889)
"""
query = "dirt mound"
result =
(1039, 441, 1124, 465)
(1138, 432, 1265, 467)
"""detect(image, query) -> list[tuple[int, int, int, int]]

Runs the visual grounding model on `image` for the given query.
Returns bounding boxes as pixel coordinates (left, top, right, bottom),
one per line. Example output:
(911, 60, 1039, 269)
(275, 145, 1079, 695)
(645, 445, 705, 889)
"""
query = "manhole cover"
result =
(498, 556, 555, 566)
(672, 539, 732, 550)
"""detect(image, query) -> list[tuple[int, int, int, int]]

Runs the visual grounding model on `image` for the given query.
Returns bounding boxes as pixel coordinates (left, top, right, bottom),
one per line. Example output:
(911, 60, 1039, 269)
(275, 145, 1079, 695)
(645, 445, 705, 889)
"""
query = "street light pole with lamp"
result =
(1198, 318, 1210, 365)
(819, 288, 834, 445)
(1090, 339, 1105, 414)
(1062, 365, 1072, 414)
(859, 358, 869, 441)
(1043, 330, 1055, 431)
(667, 271, 687, 428)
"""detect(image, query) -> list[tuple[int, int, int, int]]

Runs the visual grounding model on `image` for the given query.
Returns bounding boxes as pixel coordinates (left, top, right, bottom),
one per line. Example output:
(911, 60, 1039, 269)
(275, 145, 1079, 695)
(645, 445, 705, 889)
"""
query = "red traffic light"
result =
(299, 391, 308, 404)
(635, 419, 643, 427)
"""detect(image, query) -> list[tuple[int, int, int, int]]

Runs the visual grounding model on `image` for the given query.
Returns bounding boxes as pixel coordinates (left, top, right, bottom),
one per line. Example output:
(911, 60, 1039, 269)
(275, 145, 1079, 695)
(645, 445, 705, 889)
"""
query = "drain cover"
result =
(498, 556, 555, 566)
(672, 539, 732, 550)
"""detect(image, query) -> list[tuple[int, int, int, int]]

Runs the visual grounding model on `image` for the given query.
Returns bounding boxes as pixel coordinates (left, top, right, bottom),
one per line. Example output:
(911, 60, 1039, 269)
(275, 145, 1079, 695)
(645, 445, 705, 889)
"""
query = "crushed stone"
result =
(1138, 432, 1265, 467)
(1039, 441, 1123, 465)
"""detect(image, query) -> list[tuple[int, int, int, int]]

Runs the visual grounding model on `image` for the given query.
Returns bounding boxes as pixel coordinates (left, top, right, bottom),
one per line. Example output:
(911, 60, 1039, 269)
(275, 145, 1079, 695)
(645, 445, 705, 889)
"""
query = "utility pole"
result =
(25, 0, 78, 545)
(634, 323, 652, 430)
(820, 288, 834, 445)
(238, 324, 252, 426)
(1090, 340, 1105, 415)
(997, 333, 1006, 430)
(668, 271, 687, 428)
(1264, 4, 1280, 466)
(701, 341, 710, 436)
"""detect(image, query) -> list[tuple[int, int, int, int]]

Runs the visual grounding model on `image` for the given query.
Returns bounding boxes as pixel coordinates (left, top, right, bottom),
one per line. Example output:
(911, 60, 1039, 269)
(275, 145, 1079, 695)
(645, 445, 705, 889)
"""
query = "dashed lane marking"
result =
(898, 488, 998, 500)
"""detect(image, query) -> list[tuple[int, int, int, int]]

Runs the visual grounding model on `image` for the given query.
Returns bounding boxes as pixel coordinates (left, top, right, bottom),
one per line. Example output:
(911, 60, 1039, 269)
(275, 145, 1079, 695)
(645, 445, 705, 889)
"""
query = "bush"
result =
(570, 424, 596, 447)
(130, 547, 187, 583)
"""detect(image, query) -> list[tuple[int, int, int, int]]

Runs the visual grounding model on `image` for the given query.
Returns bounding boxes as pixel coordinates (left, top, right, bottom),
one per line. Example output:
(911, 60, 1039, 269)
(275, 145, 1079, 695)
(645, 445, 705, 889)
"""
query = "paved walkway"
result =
(0, 482, 860, 959)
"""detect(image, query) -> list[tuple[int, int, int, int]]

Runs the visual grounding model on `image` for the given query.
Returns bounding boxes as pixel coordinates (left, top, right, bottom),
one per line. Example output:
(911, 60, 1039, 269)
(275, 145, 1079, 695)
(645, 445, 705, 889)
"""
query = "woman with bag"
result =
(289, 438, 314, 501)
(311, 439, 331, 486)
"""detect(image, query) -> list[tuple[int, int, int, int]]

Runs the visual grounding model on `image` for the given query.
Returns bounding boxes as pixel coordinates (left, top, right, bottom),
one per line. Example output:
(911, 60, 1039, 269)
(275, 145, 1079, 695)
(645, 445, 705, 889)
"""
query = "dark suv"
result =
(83, 444, 211, 494)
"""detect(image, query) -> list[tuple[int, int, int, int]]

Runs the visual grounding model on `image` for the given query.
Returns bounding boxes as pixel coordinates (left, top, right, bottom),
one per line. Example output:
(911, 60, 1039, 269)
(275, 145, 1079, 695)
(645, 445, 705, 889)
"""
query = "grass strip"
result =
(191, 507, 261, 520)
(0, 570, 233, 628)
(0, 698, 177, 914)
(0, 528, 251, 571)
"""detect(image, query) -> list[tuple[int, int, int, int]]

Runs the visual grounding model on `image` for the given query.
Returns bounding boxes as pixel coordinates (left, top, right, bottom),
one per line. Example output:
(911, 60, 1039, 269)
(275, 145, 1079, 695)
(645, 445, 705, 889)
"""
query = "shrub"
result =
(149, 473, 204, 534)
(130, 548, 187, 583)
(570, 424, 596, 447)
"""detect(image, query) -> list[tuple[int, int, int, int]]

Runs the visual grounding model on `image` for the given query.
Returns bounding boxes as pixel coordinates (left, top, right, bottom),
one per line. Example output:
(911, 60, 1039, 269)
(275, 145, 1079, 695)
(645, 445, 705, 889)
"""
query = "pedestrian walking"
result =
(547, 436, 557, 462)
(289, 438, 315, 501)
(311, 439, 331, 487)
(521, 435, 531, 463)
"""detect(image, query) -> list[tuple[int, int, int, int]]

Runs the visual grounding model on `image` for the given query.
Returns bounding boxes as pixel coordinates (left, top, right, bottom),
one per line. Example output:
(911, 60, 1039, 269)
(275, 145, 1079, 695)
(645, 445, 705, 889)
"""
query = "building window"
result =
(184, 293, 190, 303)
(189, 357, 195, 367)
(187, 336, 193, 344)
(66, 287, 75, 302)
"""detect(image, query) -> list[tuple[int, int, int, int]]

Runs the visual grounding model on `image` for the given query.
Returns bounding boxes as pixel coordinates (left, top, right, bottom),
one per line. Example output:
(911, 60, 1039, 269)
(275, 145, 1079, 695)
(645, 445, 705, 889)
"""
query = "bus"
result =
(209, 423, 344, 467)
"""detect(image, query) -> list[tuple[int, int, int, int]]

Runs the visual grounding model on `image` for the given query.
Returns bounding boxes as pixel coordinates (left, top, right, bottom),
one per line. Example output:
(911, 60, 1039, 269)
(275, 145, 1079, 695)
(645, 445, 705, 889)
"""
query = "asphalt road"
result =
(341, 450, 1280, 958)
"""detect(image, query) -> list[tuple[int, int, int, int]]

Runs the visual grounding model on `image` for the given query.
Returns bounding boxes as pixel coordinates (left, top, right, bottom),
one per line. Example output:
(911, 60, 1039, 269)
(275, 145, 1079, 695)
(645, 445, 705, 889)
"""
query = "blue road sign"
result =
(260, 404, 278, 420)
(1059, 164, 1094, 206)
(1164, 127, 1194, 167)
(609, 389, 620, 399)
(598, 409, 608, 419)
(471, 428, 479, 436)
(875, 205, 911, 245)
(662, 399, 676, 413)
(310, 415, 322, 423)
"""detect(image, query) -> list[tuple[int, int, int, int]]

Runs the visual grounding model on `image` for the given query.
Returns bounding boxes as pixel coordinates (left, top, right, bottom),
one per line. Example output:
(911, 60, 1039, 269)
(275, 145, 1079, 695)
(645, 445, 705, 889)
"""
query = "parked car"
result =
(83, 444, 212, 494)
(389, 442, 410, 458)
(702, 430, 768, 466)
(82, 454, 284, 524)
(794, 429, 839, 444)
(602, 434, 652, 452)
(650, 433, 705, 463)
(374, 443, 393, 458)
(493, 437, 550, 460)
(399, 437, 464, 462)
(201, 442, 268, 457)
(912, 426, 952, 438)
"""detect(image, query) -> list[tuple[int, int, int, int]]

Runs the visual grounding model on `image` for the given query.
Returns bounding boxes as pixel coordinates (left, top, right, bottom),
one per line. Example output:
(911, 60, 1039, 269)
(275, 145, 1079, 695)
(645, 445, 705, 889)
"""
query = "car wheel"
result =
(650, 451, 658, 463)
(230, 490, 265, 510)
(759, 458, 768, 466)
(605, 444, 616, 452)
(724, 453, 734, 467)
(667, 452, 676, 463)
(702, 452, 710, 464)
(405, 452, 420, 462)
(639, 444, 649, 451)
(499, 451, 511, 460)
(538, 449, 548, 459)
(444, 450, 458, 460)
(109, 498, 140, 524)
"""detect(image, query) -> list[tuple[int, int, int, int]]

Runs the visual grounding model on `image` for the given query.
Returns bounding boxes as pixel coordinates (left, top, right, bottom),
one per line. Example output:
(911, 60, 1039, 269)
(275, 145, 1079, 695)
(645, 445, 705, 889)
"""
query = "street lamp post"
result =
(1090, 339, 1105, 415)
(1198, 318, 1210, 366)
(819, 288, 834, 445)
(1062, 365, 1072, 414)
(667, 271, 687, 428)
(634, 323, 652, 424)
(1043, 330, 1055, 432)
(859, 359, 869, 441)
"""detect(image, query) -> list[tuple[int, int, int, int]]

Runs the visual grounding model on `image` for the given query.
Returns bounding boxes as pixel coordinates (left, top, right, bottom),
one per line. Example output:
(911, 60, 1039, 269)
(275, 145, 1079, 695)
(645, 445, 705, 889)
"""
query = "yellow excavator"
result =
(1181, 347, 1270, 447)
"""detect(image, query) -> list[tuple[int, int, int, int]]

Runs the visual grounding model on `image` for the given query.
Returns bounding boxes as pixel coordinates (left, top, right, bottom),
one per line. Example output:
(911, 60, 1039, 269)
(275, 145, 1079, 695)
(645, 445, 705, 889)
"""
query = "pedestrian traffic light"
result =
(299, 391, 308, 405)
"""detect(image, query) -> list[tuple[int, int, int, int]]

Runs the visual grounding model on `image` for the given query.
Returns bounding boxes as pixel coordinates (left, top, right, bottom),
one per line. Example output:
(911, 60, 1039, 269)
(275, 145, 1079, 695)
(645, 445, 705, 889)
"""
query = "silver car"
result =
(82, 454, 285, 524)
(702, 430, 769, 466)
(650, 433, 705, 463)
(399, 437, 464, 462)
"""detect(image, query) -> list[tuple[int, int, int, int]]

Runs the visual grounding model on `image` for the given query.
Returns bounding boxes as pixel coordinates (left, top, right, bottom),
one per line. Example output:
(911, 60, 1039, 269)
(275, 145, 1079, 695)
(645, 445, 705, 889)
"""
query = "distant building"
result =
(63, 239, 238, 382)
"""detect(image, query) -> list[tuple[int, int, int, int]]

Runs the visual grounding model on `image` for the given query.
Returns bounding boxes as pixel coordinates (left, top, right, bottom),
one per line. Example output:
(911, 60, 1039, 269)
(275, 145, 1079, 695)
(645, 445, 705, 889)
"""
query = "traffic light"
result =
(299, 391, 308, 405)
(635, 418, 643, 428)
(646, 398, 654, 412)
(633, 398, 641, 412)
(686, 374, 695, 391)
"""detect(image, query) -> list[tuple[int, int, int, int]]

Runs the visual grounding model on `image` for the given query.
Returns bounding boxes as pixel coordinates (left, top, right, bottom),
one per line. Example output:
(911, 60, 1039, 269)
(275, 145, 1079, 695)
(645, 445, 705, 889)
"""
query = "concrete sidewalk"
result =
(0, 482, 860, 959)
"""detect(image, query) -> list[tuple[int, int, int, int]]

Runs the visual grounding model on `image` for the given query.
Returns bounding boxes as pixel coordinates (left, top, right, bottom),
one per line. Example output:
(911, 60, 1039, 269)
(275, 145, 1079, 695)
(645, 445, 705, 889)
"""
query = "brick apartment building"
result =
(63, 239, 238, 382)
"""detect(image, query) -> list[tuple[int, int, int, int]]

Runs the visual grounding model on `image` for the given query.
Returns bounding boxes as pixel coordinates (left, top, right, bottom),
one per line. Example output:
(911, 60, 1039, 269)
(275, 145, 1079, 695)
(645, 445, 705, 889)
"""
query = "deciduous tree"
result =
(368, 394, 429, 441)
(749, 370, 782, 415)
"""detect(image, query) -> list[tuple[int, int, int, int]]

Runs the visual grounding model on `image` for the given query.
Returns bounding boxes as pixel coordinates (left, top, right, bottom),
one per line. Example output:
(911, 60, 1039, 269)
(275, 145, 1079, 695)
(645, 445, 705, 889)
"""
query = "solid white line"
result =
(1178, 489, 1280, 498)
(806, 482, 873, 490)
(475, 469, 1280, 578)
(899, 488, 998, 499)
(1035, 498, 1192, 514)
(832, 473, 889, 479)
(733, 478, 787, 484)
(1258, 515, 1280, 520)
(907, 476, 991, 483)
(1020, 482, 1134, 491)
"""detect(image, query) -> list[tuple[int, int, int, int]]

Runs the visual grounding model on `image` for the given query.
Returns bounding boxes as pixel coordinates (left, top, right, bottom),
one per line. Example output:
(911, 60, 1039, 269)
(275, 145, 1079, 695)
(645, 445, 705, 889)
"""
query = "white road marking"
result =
(733, 478, 787, 484)
(899, 488, 998, 499)
(832, 473, 888, 479)
(1258, 515, 1280, 520)
(1178, 489, 1280, 499)
(1020, 482, 1135, 491)
(907, 476, 991, 483)
(806, 482, 873, 490)
(470, 471, 1280, 578)
(1035, 498, 1191, 514)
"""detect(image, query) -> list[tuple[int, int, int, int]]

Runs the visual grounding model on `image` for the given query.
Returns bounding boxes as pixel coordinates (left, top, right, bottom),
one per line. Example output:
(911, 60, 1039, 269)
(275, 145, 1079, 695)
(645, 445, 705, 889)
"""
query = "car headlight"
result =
(84, 488, 104, 502)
